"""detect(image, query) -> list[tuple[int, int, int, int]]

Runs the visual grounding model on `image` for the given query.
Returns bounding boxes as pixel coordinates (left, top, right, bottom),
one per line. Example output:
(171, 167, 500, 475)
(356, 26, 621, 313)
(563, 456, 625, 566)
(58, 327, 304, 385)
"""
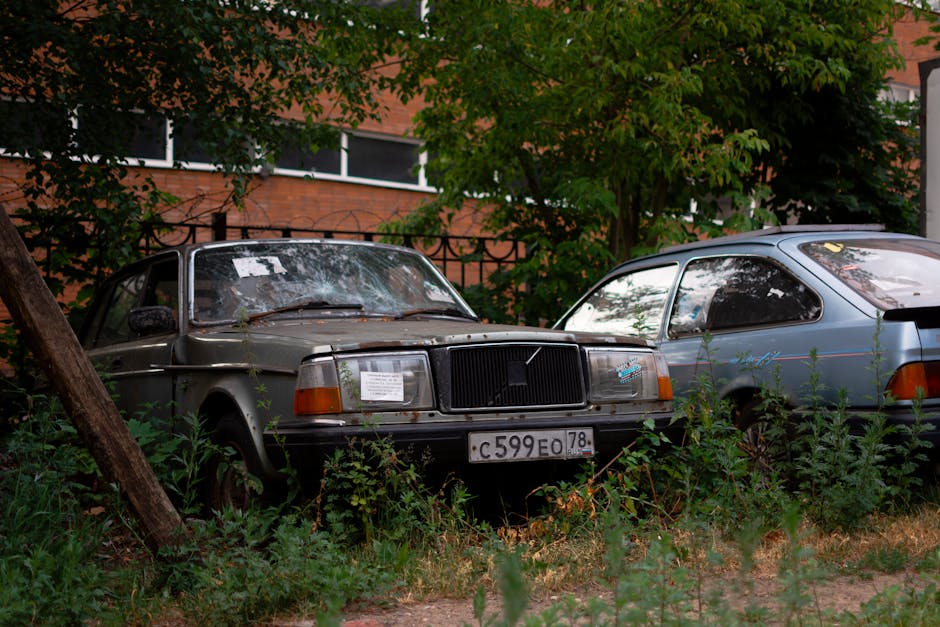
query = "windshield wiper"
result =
(248, 299, 363, 322)
(394, 307, 479, 321)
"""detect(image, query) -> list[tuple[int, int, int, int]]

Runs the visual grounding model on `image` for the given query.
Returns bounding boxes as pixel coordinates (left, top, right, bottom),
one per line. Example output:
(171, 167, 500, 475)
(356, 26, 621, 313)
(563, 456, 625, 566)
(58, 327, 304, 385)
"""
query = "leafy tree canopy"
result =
(0, 0, 417, 299)
(392, 0, 923, 323)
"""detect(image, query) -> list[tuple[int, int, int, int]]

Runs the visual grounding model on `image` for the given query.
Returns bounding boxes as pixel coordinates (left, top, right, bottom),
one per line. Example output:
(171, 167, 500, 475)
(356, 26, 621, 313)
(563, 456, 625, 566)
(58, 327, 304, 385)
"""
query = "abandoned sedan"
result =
(79, 239, 673, 508)
(556, 225, 940, 462)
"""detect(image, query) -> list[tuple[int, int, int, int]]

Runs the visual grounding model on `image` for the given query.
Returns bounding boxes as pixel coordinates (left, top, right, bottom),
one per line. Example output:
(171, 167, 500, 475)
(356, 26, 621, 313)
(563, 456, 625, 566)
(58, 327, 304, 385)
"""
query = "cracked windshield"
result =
(191, 241, 468, 322)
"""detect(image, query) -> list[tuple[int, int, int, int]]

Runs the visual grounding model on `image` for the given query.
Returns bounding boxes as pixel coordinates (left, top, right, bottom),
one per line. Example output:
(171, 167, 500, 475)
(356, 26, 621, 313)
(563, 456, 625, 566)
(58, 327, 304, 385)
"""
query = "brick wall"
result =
(889, 8, 937, 89)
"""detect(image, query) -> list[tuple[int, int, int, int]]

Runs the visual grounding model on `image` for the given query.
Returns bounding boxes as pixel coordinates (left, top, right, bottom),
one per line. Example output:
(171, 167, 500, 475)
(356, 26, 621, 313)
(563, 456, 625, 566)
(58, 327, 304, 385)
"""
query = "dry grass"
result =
(812, 506, 940, 564)
(399, 504, 940, 603)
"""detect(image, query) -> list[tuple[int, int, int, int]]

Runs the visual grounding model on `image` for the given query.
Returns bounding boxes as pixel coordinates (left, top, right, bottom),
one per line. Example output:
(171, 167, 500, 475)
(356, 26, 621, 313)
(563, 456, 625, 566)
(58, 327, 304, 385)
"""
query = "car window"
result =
(560, 264, 678, 339)
(145, 260, 179, 312)
(191, 242, 470, 322)
(668, 255, 821, 337)
(800, 238, 940, 310)
(85, 259, 179, 348)
(94, 271, 147, 346)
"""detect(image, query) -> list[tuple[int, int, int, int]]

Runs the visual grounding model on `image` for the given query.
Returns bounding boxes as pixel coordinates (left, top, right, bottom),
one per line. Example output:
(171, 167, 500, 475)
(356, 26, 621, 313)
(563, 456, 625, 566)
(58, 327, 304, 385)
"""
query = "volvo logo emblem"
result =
(507, 360, 527, 386)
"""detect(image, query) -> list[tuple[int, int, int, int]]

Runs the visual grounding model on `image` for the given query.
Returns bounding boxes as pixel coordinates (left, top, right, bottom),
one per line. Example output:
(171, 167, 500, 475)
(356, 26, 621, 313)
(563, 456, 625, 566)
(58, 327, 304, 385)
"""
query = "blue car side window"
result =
(561, 264, 678, 339)
(668, 256, 821, 337)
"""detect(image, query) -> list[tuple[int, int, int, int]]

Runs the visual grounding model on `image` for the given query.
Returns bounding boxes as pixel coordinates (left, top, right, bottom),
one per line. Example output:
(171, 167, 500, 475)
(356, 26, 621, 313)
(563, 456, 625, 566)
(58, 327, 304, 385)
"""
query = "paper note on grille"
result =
(361, 372, 404, 401)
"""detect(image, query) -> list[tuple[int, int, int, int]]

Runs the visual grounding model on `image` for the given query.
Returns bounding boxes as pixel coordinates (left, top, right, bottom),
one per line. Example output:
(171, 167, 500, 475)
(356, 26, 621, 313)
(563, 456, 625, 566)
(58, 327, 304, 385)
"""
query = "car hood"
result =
(187, 316, 652, 355)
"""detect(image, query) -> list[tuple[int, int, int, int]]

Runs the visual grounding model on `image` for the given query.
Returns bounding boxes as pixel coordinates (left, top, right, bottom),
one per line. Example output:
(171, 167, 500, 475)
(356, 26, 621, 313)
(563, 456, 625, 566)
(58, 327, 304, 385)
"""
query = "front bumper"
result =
(264, 410, 677, 471)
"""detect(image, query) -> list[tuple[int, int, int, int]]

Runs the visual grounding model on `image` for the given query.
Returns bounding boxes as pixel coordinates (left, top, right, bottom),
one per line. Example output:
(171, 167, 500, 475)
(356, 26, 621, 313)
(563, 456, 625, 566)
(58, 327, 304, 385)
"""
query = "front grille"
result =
(446, 343, 585, 411)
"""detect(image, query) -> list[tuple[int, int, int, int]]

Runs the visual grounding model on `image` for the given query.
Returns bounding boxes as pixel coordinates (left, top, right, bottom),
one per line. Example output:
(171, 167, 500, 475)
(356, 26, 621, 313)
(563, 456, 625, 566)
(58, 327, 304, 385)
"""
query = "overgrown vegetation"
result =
(0, 0, 424, 382)
(2, 3, 928, 342)
(387, 1, 925, 325)
(2, 361, 940, 624)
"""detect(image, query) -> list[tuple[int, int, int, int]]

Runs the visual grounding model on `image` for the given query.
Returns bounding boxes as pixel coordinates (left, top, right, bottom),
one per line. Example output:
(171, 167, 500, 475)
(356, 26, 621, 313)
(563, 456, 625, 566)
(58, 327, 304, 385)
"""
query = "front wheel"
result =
(204, 414, 266, 512)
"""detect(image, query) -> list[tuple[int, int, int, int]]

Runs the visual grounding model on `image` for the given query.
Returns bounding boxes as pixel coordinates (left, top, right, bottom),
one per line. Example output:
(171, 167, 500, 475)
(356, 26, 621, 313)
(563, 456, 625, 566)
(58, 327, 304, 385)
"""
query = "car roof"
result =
(177, 237, 412, 255)
(659, 223, 888, 253)
(610, 224, 901, 272)
(115, 238, 419, 265)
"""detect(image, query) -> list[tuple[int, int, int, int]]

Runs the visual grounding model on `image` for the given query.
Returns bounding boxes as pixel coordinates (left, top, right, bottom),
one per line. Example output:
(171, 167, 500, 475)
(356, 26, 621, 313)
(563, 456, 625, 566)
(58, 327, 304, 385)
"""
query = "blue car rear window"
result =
(800, 238, 940, 310)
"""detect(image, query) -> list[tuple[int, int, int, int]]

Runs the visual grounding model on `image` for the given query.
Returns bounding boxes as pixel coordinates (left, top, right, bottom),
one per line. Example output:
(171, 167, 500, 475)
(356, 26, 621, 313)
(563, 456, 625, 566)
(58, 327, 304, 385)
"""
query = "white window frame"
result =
(272, 129, 433, 192)
(0, 102, 435, 191)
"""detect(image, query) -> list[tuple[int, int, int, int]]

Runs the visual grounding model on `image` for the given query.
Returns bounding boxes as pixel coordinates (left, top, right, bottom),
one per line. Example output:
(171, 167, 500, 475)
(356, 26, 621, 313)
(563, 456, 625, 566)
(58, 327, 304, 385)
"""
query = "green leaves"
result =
(397, 0, 917, 319)
(1, 0, 416, 300)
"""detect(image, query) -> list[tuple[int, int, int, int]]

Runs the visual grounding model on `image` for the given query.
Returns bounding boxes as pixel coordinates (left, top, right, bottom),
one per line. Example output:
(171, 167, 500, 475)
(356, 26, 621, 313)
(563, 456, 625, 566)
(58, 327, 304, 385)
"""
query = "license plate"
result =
(468, 428, 595, 463)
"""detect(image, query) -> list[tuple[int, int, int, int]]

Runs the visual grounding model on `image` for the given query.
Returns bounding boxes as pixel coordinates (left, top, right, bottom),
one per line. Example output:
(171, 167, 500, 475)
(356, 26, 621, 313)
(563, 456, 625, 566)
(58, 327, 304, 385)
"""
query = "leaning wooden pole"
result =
(0, 205, 185, 551)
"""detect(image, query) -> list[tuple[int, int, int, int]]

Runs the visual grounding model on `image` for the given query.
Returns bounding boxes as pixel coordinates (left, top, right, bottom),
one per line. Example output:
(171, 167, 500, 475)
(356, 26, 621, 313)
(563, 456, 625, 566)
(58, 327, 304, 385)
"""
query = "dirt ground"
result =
(275, 570, 934, 626)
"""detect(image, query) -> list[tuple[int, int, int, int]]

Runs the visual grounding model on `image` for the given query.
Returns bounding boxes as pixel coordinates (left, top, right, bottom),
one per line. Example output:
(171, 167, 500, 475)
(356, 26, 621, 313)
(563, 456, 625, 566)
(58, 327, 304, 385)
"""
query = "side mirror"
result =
(128, 305, 177, 335)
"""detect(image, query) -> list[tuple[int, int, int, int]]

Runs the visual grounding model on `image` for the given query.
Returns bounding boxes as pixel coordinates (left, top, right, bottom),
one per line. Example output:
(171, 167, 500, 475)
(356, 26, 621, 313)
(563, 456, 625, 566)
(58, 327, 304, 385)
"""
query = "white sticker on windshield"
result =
(424, 283, 451, 302)
(233, 256, 287, 278)
(361, 372, 404, 402)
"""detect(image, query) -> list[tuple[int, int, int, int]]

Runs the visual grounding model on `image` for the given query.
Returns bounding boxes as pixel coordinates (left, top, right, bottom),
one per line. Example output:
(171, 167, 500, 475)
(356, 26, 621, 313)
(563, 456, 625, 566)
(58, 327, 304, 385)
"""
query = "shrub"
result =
(313, 434, 474, 545)
(0, 393, 115, 624)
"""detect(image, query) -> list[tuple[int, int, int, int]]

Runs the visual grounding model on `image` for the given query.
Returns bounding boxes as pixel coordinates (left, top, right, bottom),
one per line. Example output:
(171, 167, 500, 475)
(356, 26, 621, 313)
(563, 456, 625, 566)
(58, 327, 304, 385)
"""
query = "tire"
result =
(733, 395, 782, 476)
(204, 413, 266, 512)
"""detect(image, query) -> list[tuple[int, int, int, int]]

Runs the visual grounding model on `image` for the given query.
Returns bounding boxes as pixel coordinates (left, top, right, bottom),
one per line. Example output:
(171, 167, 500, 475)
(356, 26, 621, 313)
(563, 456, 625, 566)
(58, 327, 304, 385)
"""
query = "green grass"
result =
(3, 381, 940, 626)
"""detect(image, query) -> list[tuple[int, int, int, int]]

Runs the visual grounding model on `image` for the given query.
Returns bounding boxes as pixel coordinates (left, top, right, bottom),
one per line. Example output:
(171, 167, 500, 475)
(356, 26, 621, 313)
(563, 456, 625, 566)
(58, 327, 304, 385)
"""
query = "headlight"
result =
(584, 348, 673, 402)
(295, 352, 434, 415)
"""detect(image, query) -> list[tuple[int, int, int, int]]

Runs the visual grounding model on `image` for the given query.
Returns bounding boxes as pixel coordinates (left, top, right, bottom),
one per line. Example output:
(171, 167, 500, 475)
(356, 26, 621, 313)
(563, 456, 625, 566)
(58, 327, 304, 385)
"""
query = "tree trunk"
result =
(610, 180, 637, 261)
(0, 205, 185, 551)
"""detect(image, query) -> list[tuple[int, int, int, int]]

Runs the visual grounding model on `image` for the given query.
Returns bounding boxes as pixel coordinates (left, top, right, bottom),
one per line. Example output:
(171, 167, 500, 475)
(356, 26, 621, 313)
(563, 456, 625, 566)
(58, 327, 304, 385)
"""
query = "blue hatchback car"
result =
(556, 225, 940, 456)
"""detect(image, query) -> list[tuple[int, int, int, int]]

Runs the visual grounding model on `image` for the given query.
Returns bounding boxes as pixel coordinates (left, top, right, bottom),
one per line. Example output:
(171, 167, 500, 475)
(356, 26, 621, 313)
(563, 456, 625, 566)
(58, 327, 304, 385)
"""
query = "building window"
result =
(0, 99, 70, 157)
(364, 0, 429, 19)
(1, 101, 431, 190)
(270, 129, 424, 188)
(77, 109, 168, 161)
(126, 114, 168, 161)
(274, 133, 341, 174)
(171, 119, 214, 165)
(348, 134, 420, 185)
(881, 82, 920, 104)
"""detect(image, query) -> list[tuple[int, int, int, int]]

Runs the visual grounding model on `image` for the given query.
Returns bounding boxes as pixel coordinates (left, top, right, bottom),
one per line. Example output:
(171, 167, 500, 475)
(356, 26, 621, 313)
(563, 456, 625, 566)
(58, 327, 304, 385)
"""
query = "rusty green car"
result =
(79, 239, 673, 508)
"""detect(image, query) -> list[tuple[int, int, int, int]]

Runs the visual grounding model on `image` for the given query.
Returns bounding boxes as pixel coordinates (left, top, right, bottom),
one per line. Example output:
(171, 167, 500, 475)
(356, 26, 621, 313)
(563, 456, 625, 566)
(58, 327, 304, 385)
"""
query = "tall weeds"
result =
(1, 339, 938, 625)
(0, 393, 111, 625)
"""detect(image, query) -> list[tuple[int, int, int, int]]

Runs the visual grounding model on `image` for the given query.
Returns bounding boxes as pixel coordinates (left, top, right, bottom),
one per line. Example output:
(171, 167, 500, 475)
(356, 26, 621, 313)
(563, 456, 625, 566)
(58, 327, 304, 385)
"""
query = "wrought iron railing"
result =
(138, 212, 523, 289)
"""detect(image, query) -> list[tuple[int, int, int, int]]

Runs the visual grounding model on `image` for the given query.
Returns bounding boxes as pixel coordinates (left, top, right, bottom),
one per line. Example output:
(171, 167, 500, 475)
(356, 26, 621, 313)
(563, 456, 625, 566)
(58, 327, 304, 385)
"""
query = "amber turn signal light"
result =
(294, 387, 342, 415)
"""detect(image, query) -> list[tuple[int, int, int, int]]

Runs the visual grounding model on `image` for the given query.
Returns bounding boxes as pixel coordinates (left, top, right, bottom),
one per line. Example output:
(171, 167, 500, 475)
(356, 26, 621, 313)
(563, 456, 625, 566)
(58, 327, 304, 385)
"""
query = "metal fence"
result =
(138, 212, 523, 289)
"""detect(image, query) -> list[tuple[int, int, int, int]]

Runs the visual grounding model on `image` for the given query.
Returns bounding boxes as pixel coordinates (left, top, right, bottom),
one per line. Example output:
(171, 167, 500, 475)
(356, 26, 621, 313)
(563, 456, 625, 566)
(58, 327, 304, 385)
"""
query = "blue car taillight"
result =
(886, 362, 940, 400)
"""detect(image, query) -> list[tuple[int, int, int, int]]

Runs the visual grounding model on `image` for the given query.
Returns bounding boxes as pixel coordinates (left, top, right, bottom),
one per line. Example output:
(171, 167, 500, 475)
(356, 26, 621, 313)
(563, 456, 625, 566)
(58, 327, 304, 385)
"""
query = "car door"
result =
(659, 254, 827, 404)
(558, 263, 680, 341)
(82, 256, 180, 424)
